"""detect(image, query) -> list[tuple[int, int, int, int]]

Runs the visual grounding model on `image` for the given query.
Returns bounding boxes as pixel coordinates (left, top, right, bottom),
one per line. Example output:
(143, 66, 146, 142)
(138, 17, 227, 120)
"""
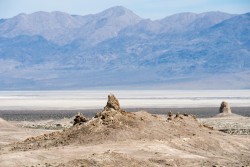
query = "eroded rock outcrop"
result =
(219, 101, 232, 114)
(73, 113, 88, 126)
(215, 101, 244, 118)
(167, 111, 173, 120)
(104, 94, 121, 111)
(167, 112, 197, 121)
(94, 94, 125, 124)
(11, 93, 212, 152)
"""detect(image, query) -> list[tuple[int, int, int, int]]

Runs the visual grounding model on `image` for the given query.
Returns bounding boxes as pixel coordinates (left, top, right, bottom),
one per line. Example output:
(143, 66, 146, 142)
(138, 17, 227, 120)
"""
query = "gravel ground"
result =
(199, 116, 250, 135)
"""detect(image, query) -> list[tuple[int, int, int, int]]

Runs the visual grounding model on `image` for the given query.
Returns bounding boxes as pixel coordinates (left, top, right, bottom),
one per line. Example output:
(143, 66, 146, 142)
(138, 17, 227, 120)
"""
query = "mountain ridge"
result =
(0, 7, 249, 89)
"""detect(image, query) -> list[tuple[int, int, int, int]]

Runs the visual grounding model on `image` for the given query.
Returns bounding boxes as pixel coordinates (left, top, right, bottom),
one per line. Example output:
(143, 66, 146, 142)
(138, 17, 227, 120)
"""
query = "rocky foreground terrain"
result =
(0, 95, 250, 167)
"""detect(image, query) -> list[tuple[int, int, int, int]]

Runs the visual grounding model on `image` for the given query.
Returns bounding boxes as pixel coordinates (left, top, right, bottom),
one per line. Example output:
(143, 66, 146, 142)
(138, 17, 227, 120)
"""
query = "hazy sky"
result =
(0, 0, 249, 19)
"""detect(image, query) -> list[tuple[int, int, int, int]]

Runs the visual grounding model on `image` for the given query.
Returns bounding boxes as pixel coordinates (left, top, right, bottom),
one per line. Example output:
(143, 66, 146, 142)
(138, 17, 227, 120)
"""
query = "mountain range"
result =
(0, 6, 249, 89)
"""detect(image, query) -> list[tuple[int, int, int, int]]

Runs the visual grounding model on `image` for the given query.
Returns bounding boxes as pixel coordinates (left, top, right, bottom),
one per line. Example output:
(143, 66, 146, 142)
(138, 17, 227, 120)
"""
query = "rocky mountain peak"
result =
(100, 6, 140, 18)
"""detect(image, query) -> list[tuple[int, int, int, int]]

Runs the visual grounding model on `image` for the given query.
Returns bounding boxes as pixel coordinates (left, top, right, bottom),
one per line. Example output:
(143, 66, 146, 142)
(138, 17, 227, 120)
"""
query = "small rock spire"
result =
(104, 94, 121, 111)
(219, 101, 232, 114)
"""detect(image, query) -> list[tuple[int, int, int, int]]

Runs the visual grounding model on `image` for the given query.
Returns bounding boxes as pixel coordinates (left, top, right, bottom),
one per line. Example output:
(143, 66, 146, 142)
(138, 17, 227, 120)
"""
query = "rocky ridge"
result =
(0, 9, 250, 90)
(10, 94, 214, 151)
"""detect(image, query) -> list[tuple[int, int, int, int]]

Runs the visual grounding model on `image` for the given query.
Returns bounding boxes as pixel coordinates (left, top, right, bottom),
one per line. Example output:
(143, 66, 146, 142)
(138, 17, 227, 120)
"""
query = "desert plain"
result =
(0, 92, 250, 167)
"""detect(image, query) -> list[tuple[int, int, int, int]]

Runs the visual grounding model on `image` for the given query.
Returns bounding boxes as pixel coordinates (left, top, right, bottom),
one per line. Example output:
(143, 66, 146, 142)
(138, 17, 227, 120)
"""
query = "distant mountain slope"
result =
(159, 11, 233, 34)
(0, 6, 142, 45)
(0, 7, 249, 89)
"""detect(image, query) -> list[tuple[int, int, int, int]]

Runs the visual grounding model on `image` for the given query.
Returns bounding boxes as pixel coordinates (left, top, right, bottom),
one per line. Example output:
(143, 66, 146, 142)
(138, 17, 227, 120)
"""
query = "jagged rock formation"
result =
(73, 113, 88, 126)
(104, 94, 121, 111)
(10, 94, 218, 153)
(95, 94, 125, 125)
(219, 101, 232, 114)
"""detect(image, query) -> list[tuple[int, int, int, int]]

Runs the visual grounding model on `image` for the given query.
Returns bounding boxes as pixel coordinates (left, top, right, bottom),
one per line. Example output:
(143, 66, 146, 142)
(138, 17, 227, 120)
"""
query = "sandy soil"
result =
(0, 118, 54, 146)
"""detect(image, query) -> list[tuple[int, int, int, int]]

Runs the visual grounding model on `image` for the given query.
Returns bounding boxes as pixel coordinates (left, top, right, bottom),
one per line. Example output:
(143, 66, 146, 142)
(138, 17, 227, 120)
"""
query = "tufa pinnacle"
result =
(219, 101, 232, 114)
(104, 94, 121, 111)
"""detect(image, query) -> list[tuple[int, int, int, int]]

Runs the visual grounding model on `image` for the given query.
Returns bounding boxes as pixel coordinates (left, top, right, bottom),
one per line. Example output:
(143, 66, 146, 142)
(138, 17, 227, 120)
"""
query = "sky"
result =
(0, 0, 249, 19)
